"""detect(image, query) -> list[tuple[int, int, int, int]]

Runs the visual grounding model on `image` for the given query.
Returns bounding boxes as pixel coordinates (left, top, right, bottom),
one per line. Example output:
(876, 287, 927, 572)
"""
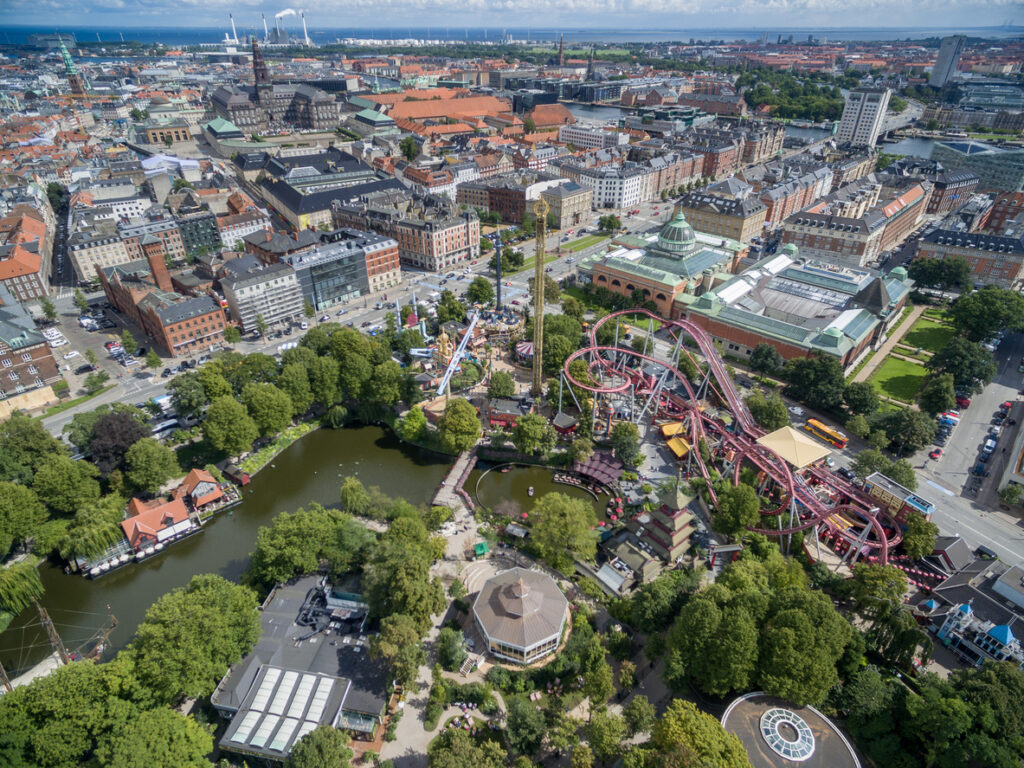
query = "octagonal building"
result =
(473, 567, 569, 664)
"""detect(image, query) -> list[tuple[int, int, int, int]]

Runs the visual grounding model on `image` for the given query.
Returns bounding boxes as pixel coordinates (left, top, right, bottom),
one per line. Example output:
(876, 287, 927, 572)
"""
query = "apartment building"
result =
(836, 88, 891, 147)
(217, 210, 273, 250)
(917, 230, 1024, 289)
(677, 191, 767, 243)
(332, 197, 479, 272)
(281, 231, 398, 311)
(0, 285, 61, 399)
(220, 256, 304, 333)
(577, 164, 653, 210)
(988, 192, 1024, 235)
(68, 227, 131, 283)
(119, 216, 186, 262)
(0, 207, 51, 302)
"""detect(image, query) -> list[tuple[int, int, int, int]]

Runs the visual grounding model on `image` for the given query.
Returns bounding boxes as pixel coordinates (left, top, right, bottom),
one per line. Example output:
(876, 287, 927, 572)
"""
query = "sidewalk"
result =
(851, 304, 925, 384)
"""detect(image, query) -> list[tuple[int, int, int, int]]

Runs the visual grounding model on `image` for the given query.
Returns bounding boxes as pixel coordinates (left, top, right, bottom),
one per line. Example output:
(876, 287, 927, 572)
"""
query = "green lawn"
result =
(869, 357, 928, 403)
(902, 318, 955, 354)
(513, 250, 561, 274)
(39, 385, 116, 418)
(561, 234, 609, 253)
(620, 313, 663, 332)
(893, 344, 933, 363)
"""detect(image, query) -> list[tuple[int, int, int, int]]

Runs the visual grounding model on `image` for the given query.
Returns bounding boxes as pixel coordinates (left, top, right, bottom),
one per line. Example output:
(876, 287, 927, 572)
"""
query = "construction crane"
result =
(436, 311, 480, 398)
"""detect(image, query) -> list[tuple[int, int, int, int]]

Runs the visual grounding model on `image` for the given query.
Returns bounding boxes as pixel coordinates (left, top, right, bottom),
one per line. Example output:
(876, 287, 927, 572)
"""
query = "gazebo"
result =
(472, 567, 569, 665)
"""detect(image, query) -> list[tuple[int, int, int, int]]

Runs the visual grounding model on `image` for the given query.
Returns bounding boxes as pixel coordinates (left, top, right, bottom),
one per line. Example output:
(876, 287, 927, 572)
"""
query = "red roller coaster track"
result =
(563, 308, 900, 563)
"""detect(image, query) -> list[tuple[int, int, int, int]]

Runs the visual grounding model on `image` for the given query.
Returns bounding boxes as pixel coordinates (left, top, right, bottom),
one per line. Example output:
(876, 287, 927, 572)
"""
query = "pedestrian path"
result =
(851, 304, 925, 384)
(432, 450, 477, 517)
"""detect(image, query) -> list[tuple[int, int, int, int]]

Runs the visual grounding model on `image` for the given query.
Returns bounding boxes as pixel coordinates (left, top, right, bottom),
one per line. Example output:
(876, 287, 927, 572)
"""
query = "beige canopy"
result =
(756, 425, 831, 469)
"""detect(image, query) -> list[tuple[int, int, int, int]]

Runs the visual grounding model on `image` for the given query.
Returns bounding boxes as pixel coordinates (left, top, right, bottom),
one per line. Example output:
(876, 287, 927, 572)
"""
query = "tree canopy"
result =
(202, 396, 259, 457)
(438, 398, 481, 453)
(744, 391, 789, 430)
(948, 286, 1024, 342)
(783, 356, 845, 411)
(926, 337, 996, 394)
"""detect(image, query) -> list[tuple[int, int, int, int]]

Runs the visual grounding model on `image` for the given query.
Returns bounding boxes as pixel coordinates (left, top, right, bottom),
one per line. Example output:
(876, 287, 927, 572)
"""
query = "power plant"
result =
(221, 9, 315, 48)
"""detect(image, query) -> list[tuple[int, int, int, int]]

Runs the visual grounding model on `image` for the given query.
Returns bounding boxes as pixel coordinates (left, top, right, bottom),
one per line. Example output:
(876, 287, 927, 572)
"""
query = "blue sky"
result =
(3, 0, 1021, 32)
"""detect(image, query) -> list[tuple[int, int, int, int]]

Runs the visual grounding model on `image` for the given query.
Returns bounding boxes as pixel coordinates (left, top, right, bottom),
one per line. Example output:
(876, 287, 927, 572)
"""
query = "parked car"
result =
(929, 448, 943, 460)
(74, 364, 95, 375)
(983, 438, 997, 454)
(836, 467, 856, 481)
(958, 394, 974, 408)
(976, 545, 998, 560)
(788, 406, 804, 416)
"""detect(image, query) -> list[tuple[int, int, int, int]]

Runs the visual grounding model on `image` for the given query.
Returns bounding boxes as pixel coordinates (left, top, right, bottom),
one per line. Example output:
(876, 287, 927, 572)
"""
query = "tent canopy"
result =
(756, 425, 831, 469)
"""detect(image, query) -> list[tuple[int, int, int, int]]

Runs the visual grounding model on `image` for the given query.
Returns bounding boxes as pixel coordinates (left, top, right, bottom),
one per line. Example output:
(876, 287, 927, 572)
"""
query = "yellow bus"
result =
(803, 418, 849, 449)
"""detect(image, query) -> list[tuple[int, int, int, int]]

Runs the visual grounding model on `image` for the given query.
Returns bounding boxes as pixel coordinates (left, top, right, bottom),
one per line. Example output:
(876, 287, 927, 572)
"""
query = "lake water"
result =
(0, 426, 450, 674)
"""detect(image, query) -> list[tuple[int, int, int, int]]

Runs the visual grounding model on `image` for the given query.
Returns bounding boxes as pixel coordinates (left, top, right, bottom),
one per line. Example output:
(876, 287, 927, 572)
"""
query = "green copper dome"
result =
(657, 211, 698, 257)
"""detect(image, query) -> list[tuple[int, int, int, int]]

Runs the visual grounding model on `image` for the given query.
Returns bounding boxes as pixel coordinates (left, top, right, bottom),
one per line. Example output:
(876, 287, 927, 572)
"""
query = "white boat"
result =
(89, 567, 100, 577)
(145, 546, 156, 555)
(99, 562, 110, 571)
(119, 554, 130, 563)
(155, 542, 165, 551)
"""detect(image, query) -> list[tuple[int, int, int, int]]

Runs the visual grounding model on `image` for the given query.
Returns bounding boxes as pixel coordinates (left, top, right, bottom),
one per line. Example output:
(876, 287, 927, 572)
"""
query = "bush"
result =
(385, 710, 401, 741)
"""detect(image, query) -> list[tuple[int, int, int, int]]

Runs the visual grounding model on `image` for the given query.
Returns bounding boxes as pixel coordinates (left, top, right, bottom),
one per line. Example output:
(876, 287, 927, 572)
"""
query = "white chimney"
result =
(262, 13, 270, 41)
(230, 14, 238, 43)
(302, 11, 310, 46)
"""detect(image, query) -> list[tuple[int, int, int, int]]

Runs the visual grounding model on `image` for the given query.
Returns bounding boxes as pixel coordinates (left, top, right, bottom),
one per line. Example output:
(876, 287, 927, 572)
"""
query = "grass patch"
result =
(902, 318, 955, 354)
(39, 385, 116, 418)
(620, 313, 662, 332)
(512, 250, 561, 274)
(240, 422, 319, 475)
(893, 344, 933, 363)
(561, 234, 609, 253)
(922, 307, 950, 321)
(869, 357, 927, 403)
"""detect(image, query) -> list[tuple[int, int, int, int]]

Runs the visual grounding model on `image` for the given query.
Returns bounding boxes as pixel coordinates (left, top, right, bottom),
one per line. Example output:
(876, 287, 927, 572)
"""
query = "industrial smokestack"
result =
(301, 11, 310, 46)
(262, 13, 270, 40)
(230, 14, 238, 43)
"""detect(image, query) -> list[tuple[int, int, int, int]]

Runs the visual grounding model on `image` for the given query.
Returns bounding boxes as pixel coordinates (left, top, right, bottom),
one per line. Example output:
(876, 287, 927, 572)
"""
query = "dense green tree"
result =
(89, 412, 150, 475)
(167, 372, 208, 421)
(783, 355, 846, 411)
(846, 413, 871, 438)
(869, 408, 936, 455)
(197, 365, 232, 400)
(0, 559, 45, 614)
(120, 330, 138, 356)
(744, 391, 790, 430)
(95, 708, 212, 768)
(428, 727, 504, 768)
(0, 411, 66, 484)
(615, 567, 702, 633)
(438, 397, 481, 453)
(223, 325, 242, 343)
(908, 256, 971, 291)
(712, 482, 762, 536)
(371, 613, 427, 685)
(610, 422, 642, 467)
(123, 438, 181, 495)
(844, 380, 881, 415)
(567, 436, 595, 465)
(56, 494, 126, 561)
(948, 285, 1024, 342)
(561, 294, 584, 321)
(73, 287, 89, 312)
(488, 370, 516, 399)
(651, 700, 752, 768)
(851, 563, 908, 614)
(40, 296, 57, 322)
(398, 405, 428, 442)
(277, 363, 314, 416)
(506, 695, 548, 756)
(437, 626, 468, 672)
(287, 724, 353, 768)
(530, 492, 598, 570)
(544, 333, 575, 376)
(395, 328, 426, 362)
(129, 574, 261, 703)
(586, 709, 628, 762)
(83, 369, 111, 393)
(240, 382, 294, 437)
(749, 343, 784, 375)
(666, 597, 759, 697)
(570, 744, 595, 768)
(623, 694, 656, 737)
(0, 655, 141, 768)
(850, 449, 918, 490)
(367, 360, 404, 406)
(511, 413, 557, 455)
(437, 290, 467, 324)
(364, 537, 445, 634)
(399, 135, 418, 162)
(917, 372, 956, 416)
(926, 337, 997, 393)
(247, 503, 374, 588)
(31, 454, 100, 515)
(903, 510, 940, 560)
(466, 275, 495, 304)
(202, 396, 259, 457)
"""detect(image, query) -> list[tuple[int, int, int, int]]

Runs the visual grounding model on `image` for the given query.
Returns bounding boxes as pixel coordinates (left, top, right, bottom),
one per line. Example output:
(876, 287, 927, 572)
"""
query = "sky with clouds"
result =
(3, 0, 1021, 31)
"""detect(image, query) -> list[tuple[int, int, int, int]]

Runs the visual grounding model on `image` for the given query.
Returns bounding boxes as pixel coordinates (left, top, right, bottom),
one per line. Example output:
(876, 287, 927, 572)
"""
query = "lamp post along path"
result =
(531, 197, 549, 397)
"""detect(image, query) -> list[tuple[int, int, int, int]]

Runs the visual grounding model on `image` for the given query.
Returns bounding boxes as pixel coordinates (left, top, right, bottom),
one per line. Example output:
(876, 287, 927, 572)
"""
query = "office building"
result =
(220, 255, 303, 334)
(930, 35, 966, 87)
(0, 285, 61, 400)
(917, 229, 1024, 289)
(677, 191, 767, 244)
(541, 183, 594, 229)
(836, 88, 891, 148)
(557, 124, 629, 150)
(931, 141, 1024, 192)
(282, 230, 399, 310)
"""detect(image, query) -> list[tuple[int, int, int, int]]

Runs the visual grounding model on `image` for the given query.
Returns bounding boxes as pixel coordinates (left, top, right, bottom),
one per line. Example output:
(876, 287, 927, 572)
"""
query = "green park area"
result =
(561, 234, 609, 253)
(869, 356, 928, 403)
(901, 317, 955, 354)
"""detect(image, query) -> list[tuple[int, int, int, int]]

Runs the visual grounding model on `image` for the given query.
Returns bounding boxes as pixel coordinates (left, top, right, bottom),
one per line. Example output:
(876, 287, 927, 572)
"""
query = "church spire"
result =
(558, 34, 564, 67)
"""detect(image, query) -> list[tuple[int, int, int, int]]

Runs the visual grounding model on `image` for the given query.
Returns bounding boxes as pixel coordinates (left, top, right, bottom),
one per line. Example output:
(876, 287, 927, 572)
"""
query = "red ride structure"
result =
(562, 308, 901, 565)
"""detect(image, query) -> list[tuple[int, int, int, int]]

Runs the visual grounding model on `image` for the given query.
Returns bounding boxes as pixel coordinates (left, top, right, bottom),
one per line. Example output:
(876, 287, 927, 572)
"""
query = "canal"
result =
(0, 426, 450, 674)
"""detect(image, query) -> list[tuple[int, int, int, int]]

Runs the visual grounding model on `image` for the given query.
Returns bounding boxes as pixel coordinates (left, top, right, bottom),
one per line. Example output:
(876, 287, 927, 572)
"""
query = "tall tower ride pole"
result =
(531, 197, 549, 397)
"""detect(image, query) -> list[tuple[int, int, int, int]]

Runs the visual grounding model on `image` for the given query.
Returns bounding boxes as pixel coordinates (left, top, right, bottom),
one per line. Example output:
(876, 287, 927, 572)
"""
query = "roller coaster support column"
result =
(841, 524, 872, 567)
(530, 198, 549, 397)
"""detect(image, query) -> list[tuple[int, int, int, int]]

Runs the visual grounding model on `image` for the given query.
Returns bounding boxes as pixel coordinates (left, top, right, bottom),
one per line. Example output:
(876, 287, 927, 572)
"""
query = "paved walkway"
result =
(432, 450, 476, 516)
(851, 304, 926, 384)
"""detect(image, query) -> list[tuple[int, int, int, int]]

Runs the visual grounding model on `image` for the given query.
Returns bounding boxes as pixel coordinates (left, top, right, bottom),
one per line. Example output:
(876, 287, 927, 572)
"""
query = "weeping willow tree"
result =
(0, 561, 45, 614)
(57, 496, 125, 562)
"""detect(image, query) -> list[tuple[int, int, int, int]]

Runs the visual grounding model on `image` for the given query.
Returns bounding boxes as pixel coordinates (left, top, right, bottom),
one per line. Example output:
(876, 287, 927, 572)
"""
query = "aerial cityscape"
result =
(1, 11, 1024, 768)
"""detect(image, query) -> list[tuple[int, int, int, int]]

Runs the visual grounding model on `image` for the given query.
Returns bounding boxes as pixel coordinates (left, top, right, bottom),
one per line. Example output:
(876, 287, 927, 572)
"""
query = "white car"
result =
(43, 328, 63, 339)
(48, 338, 68, 348)
(788, 406, 805, 416)
(62, 350, 80, 359)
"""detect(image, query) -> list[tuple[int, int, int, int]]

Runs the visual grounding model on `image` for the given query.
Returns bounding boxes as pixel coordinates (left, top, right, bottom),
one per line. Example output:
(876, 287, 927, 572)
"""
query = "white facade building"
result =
(835, 88, 891, 148)
(558, 124, 629, 150)
(578, 164, 653, 209)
